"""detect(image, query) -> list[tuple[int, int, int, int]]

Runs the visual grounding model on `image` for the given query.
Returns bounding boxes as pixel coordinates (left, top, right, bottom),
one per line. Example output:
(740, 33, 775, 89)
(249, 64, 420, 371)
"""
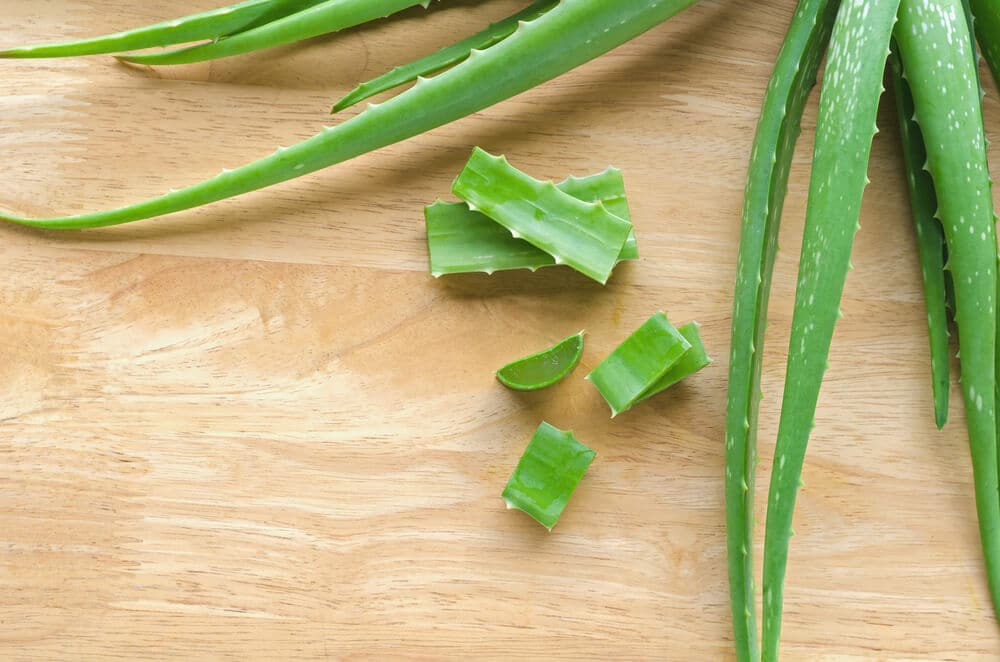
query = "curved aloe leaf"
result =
(970, 0, 1000, 89)
(118, 0, 432, 66)
(896, 0, 1000, 619)
(426, 167, 637, 277)
(333, 0, 558, 113)
(724, 1, 839, 659)
(451, 148, 632, 284)
(496, 331, 585, 391)
(502, 421, 596, 531)
(760, 1, 900, 659)
(888, 43, 951, 429)
(0, 0, 700, 230)
(0, 0, 328, 58)
(585, 312, 691, 417)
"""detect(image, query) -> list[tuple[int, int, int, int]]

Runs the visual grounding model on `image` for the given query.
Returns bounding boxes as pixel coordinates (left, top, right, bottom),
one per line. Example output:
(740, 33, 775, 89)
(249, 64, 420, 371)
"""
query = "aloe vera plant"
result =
(451, 148, 632, 284)
(425, 167, 637, 277)
(0, 0, 699, 229)
(970, 0, 1000, 88)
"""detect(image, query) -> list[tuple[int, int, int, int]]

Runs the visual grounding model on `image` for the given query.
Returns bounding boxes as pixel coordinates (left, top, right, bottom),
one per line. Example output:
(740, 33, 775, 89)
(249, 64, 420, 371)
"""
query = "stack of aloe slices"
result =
(426, 148, 638, 284)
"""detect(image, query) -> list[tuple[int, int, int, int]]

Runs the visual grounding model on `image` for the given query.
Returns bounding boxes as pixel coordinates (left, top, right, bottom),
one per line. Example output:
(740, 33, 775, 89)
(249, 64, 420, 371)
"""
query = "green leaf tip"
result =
(501, 422, 596, 531)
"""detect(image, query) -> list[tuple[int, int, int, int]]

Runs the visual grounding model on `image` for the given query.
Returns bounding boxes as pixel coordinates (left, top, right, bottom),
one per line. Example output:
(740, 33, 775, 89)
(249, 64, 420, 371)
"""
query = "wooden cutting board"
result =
(3, 1, 999, 659)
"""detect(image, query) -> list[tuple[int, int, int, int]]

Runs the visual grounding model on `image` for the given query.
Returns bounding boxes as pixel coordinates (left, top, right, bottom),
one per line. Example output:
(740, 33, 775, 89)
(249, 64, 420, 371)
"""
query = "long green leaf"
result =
(0, 0, 700, 229)
(888, 43, 951, 429)
(724, 1, 839, 659)
(0, 0, 328, 58)
(897, 0, 1000, 620)
(333, 0, 558, 113)
(970, 0, 1000, 90)
(760, 1, 900, 659)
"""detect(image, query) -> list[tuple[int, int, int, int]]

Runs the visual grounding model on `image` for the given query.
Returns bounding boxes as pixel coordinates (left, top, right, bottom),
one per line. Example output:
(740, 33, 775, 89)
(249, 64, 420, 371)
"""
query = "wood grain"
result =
(2, 1, 1000, 659)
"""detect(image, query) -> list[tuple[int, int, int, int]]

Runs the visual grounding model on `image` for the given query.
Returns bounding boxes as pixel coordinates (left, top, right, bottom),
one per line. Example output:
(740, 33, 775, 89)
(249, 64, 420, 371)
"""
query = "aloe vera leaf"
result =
(0, 0, 328, 58)
(495, 331, 585, 392)
(896, 0, 1000, 619)
(502, 421, 595, 531)
(760, 1, 900, 658)
(117, 0, 432, 66)
(637, 321, 711, 401)
(724, 1, 839, 659)
(332, 0, 558, 113)
(425, 167, 637, 277)
(585, 312, 692, 417)
(888, 43, 951, 429)
(451, 148, 632, 285)
(1, 0, 699, 230)
(970, 0, 1000, 89)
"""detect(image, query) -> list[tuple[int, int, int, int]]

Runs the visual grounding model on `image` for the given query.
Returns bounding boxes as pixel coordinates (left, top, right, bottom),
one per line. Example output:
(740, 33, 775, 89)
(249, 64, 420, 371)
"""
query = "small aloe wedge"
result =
(889, 43, 951, 429)
(0, 0, 329, 58)
(586, 312, 692, 417)
(0, 0, 700, 229)
(496, 331, 585, 392)
(451, 148, 632, 285)
(724, 2, 840, 658)
(426, 167, 637, 277)
(639, 321, 711, 400)
(118, 0, 433, 66)
(502, 421, 596, 531)
(760, 1, 900, 659)
(333, 0, 558, 113)
(896, 0, 1000, 619)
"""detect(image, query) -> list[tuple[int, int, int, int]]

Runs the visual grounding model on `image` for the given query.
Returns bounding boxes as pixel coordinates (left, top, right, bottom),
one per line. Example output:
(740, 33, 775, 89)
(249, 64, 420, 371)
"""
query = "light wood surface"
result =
(3, 1, 1000, 659)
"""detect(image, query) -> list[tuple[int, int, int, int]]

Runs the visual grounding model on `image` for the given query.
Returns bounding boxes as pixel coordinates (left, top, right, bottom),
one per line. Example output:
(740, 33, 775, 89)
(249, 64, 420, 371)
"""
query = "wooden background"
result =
(3, 1, 1000, 659)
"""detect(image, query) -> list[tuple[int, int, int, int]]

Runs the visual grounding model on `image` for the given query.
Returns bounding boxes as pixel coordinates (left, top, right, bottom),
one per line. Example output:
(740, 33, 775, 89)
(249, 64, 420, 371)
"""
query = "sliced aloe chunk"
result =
(451, 148, 632, 284)
(426, 167, 637, 277)
(501, 421, 596, 531)
(585, 312, 692, 417)
(638, 321, 711, 401)
(496, 331, 585, 391)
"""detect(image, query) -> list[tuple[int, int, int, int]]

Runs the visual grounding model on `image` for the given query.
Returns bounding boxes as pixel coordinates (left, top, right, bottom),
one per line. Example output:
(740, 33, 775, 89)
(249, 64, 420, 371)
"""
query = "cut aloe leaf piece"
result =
(496, 331, 585, 391)
(637, 321, 711, 402)
(426, 167, 637, 277)
(585, 312, 692, 417)
(501, 421, 596, 531)
(451, 148, 632, 284)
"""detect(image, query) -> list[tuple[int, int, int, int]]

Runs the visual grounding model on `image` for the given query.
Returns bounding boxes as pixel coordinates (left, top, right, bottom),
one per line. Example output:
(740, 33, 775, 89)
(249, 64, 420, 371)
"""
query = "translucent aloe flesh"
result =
(451, 148, 632, 284)
(639, 322, 711, 400)
(117, 0, 432, 66)
(501, 421, 596, 531)
(760, 1, 900, 658)
(495, 331, 585, 392)
(0, 0, 331, 59)
(426, 167, 637, 277)
(888, 44, 951, 430)
(586, 312, 692, 417)
(0, 0, 700, 229)
(896, 0, 1000, 618)
(724, 2, 839, 659)
(333, 0, 558, 113)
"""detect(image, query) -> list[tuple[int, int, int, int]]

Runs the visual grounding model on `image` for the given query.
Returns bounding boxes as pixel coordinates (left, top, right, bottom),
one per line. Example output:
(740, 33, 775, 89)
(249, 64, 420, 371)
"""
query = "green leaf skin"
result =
(0, 0, 700, 230)
(639, 321, 711, 400)
(0, 0, 328, 58)
(889, 43, 951, 430)
(332, 0, 558, 113)
(426, 167, 637, 277)
(496, 331, 585, 392)
(585, 312, 692, 417)
(970, 0, 1000, 90)
(760, 1, 900, 659)
(724, 1, 839, 659)
(896, 0, 1000, 620)
(501, 422, 596, 531)
(118, 0, 432, 66)
(451, 148, 632, 285)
